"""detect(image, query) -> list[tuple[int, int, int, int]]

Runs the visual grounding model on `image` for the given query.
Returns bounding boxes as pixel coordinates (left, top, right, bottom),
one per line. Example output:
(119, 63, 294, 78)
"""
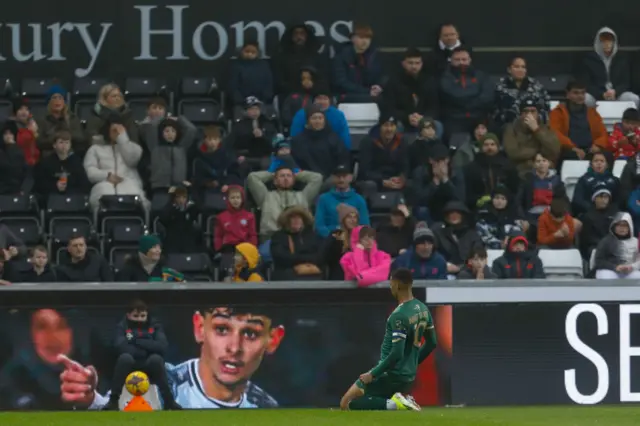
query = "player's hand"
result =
(57, 354, 98, 406)
(359, 371, 373, 384)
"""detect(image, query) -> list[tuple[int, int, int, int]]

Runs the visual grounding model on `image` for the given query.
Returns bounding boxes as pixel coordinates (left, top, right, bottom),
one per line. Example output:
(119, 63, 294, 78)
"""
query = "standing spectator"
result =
(608, 108, 640, 160)
(290, 88, 351, 149)
(392, 223, 447, 280)
(491, 231, 546, 279)
(116, 235, 169, 282)
(247, 167, 323, 241)
(432, 201, 484, 274)
(428, 23, 464, 77)
(157, 187, 201, 254)
(385, 48, 441, 135)
(315, 165, 369, 237)
(580, 188, 617, 259)
(0, 121, 27, 194)
(458, 247, 498, 280)
(193, 126, 247, 194)
(579, 27, 638, 108)
(451, 121, 487, 170)
(322, 203, 363, 280)
(515, 152, 565, 225)
(83, 117, 149, 213)
(227, 97, 277, 162)
(340, 226, 391, 287)
(537, 197, 581, 249)
(549, 80, 608, 159)
(274, 24, 326, 96)
(291, 106, 350, 180)
(357, 114, 409, 198)
(504, 98, 561, 178)
(408, 118, 443, 173)
(232, 243, 263, 282)
(572, 151, 619, 217)
(85, 84, 139, 143)
(493, 56, 550, 129)
(439, 46, 494, 136)
(594, 213, 640, 279)
(9, 98, 39, 166)
(271, 207, 323, 281)
(280, 67, 322, 127)
(34, 130, 91, 199)
(376, 205, 416, 258)
(464, 132, 520, 210)
(229, 41, 274, 109)
(332, 23, 383, 99)
(4, 246, 56, 283)
(56, 235, 113, 282)
(36, 85, 86, 156)
(476, 187, 525, 250)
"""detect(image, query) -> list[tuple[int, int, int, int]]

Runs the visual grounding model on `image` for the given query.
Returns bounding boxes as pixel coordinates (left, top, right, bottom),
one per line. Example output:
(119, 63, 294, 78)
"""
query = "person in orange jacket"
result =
(549, 80, 608, 160)
(537, 197, 582, 249)
(232, 242, 264, 282)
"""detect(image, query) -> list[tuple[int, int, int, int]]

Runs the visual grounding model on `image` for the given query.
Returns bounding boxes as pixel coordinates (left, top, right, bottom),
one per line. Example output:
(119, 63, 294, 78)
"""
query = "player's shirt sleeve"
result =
(370, 312, 407, 378)
(418, 309, 437, 364)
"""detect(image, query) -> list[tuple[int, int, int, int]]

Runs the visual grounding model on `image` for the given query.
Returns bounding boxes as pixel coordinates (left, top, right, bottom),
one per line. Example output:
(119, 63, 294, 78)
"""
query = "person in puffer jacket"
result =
(491, 231, 545, 279)
(594, 212, 640, 279)
(340, 226, 391, 287)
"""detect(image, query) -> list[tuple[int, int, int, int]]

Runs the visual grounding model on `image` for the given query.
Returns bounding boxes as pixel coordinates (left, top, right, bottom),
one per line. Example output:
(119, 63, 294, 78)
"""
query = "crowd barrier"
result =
(0, 279, 639, 410)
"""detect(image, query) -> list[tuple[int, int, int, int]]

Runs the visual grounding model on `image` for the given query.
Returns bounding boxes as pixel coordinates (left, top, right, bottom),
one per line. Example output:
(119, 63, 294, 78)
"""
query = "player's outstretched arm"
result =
(418, 327, 437, 364)
(370, 333, 405, 378)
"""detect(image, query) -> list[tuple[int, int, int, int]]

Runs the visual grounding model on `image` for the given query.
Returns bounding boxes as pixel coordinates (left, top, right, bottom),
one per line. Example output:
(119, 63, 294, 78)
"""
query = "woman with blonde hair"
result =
(322, 203, 362, 280)
(85, 83, 139, 143)
(36, 85, 87, 156)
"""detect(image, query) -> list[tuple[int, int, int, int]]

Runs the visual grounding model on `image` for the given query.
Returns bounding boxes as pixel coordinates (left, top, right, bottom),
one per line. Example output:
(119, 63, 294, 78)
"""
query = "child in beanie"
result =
(267, 134, 300, 173)
(232, 242, 263, 282)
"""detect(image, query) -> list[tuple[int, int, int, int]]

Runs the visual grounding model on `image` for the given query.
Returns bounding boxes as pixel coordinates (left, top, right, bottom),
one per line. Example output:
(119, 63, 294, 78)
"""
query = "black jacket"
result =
(571, 169, 620, 217)
(579, 52, 631, 100)
(358, 130, 410, 186)
(193, 144, 246, 189)
(4, 262, 57, 283)
(271, 209, 322, 281)
(56, 253, 113, 282)
(457, 265, 497, 280)
(114, 316, 168, 361)
(580, 205, 618, 258)
(376, 216, 416, 258)
(384, 69, 440, 124)
(34, 152, 91, 197)
(229, 59, 274, 105)
(332, 42, 383, 95)
(226, 117, 277, 159)
(464, 152, 520, 210)
(491, 232, 545, 279)
(291, 127, 349, 178)
(408, 138, 444, 174)
(322, 234, 347, 281)
(115, 254, 167, 282)
(0, 142, 26, 194)
(157, 201, 201, 253)
(432, 201, 483, 266)
(412, 164, 465, 223)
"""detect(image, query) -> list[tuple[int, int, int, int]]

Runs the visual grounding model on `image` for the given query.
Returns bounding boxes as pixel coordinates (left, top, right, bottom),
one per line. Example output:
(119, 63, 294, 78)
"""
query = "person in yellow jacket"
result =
(232, 243, 264, 282)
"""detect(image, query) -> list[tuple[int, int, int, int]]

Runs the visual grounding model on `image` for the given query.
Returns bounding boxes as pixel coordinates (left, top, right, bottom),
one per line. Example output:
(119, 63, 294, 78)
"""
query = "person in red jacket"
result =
(214, 185, 258, 277)
(11, 98, 40, 166)
(608, 108, 640, 159)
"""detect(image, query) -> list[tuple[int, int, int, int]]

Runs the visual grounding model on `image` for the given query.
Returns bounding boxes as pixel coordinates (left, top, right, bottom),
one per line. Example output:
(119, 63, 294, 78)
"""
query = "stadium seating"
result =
(537, 249, 584, 278)
(560, 160, 589, 201)
(596, 101, 637, 131)
(613, 160, 626, 178)
(486, 250, 502, 269)
(338, 103, 380, 132)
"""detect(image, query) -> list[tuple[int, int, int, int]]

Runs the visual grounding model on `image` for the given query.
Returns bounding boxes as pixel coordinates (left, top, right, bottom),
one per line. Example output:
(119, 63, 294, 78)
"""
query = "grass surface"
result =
(2, 406, 640, 426)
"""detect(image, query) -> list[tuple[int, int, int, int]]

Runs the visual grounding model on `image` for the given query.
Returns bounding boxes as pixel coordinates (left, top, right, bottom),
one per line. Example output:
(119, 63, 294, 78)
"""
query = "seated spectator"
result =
(315, 165, 369, 237)
(193, 126, 247, 194)
(9, 98, 39, 167)
(332, 23, 383, 98)
(537, 197, 581, 249)
(247, 167, 323, 241)
(451, 121, 487, 170)
(385, 48, 441, 135)
(229, 41, 274, 108)
(85, 83, 139, 143)
(227, 97, 277, 161)
(232, 242, 263, 282)
(357, 114, 409, 198)
(116, 235, 174, 282)
(36, 85, 86, 156)
(392, 222, 447, 280)
(4, 246, 55, 283)
(433, 201, 483, 274)
(579, 27, 639, 108)
(594, 212, 640, 279)
(158, 187, 202, 254)
(271, 207, 322, 281)
(608, 107, 640, 160)
(84, 116, 149, 212)
(290, 88, 351, 149)
(476, 187, 525, 249)
(145, 116, 196, 194)
(291, 106, 350, 180)
(280, 66, 322, 126)
(504, 98, 561, 178)
(376, 205, 416, 257)
(412, 143, 464, 224)
(408, 118, 444, 173)
(572, 151, 619, 217)
(516, 152, 565, 224)
(580, 188, 617, 259)
(34, 130, 91, 199)
(57, 234, 113, 282)
(0, 121, 27, 194)
(274, 23, 326, 96)
(493, 56, 550, 128)
(439, 46, 493, 136)
(268, 136, 300, 174)
(340, 226, 391, 287)
(428, 23, 465, 77)
(323, 204, 362, 280)
(492, 231, 545, 279)
(549, 81, 608, 159)
(464, 132, 520, 210)
(458, 247, 498, 280)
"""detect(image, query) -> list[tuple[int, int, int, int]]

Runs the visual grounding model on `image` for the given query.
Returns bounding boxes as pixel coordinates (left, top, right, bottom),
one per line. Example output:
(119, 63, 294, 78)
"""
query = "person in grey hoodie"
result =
(578, 27, 639, 108)
(594, 212, 640, 279)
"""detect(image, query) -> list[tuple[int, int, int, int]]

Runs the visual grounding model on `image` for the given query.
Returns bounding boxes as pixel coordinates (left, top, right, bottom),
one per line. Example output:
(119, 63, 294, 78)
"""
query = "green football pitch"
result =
(2, 406, 640, 426)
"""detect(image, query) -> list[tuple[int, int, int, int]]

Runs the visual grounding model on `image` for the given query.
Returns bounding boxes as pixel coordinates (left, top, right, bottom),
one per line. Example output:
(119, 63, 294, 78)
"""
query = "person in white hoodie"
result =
(594, 212, 640, 279)
(83, 115, 149, 213)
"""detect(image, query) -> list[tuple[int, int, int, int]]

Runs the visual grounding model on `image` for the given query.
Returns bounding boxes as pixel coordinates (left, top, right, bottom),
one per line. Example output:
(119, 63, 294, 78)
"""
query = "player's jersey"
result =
(379, 299, 433, 381)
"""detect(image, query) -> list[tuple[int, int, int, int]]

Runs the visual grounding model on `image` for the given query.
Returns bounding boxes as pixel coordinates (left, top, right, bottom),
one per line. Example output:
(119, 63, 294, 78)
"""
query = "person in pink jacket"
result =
(340, 226, 392, 287)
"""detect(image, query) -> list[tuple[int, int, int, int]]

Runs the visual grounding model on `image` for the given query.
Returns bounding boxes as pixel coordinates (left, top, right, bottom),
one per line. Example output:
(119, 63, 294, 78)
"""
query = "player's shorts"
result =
(355, 374, 413, 398)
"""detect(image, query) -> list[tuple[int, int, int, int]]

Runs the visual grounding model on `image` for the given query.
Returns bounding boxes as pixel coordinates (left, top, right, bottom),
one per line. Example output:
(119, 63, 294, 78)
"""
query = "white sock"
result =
(386, 399, 398, 410)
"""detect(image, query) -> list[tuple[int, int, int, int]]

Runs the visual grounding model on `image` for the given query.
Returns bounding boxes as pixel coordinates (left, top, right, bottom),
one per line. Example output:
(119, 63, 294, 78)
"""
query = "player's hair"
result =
(391, 268, 413, 288)
(128, 299, 148, 313)
(198, 305, 281, 327)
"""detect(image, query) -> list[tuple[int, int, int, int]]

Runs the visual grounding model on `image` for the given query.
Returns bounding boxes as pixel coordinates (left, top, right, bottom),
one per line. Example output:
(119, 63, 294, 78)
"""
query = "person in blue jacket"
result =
(267, 134, 300, 174)
(392, 223, 447, 280)
(315, 165, 369, 237)
(290, 87, 351, 149)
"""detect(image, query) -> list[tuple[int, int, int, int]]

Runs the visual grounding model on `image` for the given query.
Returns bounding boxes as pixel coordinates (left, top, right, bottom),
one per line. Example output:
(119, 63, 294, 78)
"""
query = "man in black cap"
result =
(227, 96, 277, 161)
(357, 112, 410, 199)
